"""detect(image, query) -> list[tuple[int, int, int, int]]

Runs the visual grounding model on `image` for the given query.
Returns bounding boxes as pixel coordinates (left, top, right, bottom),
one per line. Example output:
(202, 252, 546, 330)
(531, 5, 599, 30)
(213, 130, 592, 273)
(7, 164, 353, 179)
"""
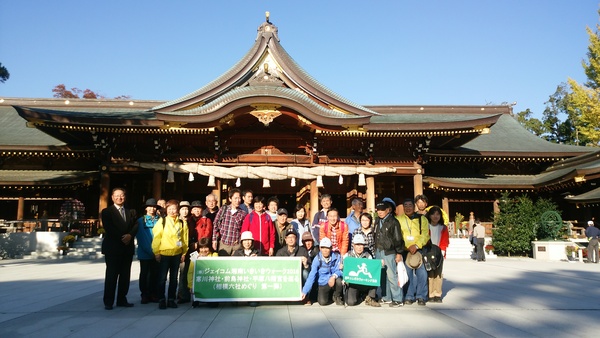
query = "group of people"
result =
(100, 186, 450, 310)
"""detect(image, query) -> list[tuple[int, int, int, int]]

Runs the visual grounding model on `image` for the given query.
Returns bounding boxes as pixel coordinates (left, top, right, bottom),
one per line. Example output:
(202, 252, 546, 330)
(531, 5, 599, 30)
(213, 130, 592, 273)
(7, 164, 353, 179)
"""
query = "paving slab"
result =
(0, 257, 599, 337)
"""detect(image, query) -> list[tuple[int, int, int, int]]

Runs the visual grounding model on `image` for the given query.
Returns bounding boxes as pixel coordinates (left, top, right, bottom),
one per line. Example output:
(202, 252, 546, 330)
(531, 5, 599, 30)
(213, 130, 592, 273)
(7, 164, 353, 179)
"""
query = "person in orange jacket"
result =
(319, 208, 349, 256)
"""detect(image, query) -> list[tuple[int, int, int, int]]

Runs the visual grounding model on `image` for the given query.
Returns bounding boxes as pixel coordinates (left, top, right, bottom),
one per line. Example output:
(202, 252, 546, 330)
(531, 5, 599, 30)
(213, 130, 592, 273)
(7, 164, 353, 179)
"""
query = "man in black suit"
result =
(101, 187, 138, 310)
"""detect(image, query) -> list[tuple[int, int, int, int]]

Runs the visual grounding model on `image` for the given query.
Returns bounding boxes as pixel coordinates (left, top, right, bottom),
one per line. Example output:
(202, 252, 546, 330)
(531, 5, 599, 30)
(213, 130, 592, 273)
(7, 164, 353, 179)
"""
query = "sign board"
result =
(342, 257, 381, 287)
(192, 257, 302, 301)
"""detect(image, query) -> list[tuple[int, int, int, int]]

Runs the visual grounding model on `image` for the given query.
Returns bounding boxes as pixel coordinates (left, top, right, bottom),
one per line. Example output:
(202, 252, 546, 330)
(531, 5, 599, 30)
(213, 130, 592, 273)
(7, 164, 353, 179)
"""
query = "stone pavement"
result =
(0, 257, 599, 338)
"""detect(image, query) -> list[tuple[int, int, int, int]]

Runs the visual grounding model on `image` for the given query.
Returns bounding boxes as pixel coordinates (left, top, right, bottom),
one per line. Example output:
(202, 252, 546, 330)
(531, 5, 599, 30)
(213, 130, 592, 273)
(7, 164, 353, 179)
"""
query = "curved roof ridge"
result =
(151, 38, 265, 111)
(158, 86, 366, 120)
(268, 39, 379, 116)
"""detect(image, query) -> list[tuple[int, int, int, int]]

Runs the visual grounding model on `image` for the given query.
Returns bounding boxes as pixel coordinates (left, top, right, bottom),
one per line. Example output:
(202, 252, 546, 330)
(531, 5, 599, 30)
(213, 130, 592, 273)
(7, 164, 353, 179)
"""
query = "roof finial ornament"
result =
(266, 11, 271, 23)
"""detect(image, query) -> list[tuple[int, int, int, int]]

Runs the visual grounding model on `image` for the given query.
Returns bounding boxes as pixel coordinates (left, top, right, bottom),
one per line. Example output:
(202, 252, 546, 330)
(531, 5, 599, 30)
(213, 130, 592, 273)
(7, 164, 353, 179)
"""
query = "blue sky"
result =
(0, 1, 598, 119)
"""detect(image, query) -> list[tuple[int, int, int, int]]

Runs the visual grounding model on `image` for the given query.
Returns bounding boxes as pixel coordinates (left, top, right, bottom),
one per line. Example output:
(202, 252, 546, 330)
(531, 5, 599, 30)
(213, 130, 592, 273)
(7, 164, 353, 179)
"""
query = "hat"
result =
(144, 198, 157, 207)
(588, 221, 595, 226)
(320, 237, 332, 248)
(382, 197, 396, 210)
(376, 202, 390, 210)
(301, 232, 314, 242)
(353, 234, 365, 245)
(277, 208, 288, 215)
(285, 228, 298, 238)
(180, 201, 191, 209)
(190, 200, 205, 209)
(406, 251, 423, 269)
(240, 231, 254, 241)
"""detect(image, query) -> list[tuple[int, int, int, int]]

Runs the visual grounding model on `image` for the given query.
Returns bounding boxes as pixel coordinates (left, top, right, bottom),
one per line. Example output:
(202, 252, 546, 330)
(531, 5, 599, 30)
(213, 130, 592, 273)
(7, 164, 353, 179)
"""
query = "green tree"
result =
(567, 21, 600, 146)
(515, 109, 545, 136)
(0, 62, 9, 83)
(492, 193, 560, 257)
(52, 84, 128, 100)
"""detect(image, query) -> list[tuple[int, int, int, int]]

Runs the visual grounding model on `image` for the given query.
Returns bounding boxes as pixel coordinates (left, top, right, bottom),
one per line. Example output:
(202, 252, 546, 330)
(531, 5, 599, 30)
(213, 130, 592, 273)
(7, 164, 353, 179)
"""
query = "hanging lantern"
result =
(338, 175, 343, 185)
(188, 172, 194, 182)
(316, 175, 324, 188)
(166, 170, 175, 183)
(235, 178, 241, 187)
(290, 177, 296, 187)
(263, 179, 271, 188)
(207, 175, 216, 187)
(358, 173, 366, 186)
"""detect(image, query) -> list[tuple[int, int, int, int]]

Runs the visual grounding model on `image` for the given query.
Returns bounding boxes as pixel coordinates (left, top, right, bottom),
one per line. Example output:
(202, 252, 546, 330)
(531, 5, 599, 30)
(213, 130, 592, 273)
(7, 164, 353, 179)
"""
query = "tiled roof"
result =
(0, 170, 97, 185)
(0, 106, 64, 147)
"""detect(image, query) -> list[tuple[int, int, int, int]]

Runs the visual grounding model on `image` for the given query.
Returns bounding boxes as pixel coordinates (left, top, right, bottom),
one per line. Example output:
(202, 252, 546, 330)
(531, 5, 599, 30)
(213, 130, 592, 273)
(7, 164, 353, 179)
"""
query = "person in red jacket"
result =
(319, 208, 349, 256)
(426, 206, 449, 303)
(241, 196, 275, 256)
(190, 200, 213, 242)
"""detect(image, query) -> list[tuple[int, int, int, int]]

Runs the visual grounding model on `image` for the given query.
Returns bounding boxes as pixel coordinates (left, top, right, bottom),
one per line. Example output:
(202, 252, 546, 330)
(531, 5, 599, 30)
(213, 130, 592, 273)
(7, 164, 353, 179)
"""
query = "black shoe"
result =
(403, 299, 414, 305)
(248, 302, 259, 307)
(116, 301, 134, 308)
(431, 296, 442, 303)
(192, 301, 200, 308)
(141, 296, 149, 304)
(389, 301, 403, 308)
(417, 298, 426, 306)
(159, 299, 167, 309)
(167, 299, 178, 308)
(104, 305, 113, 310)
(334, 297, 344, 306)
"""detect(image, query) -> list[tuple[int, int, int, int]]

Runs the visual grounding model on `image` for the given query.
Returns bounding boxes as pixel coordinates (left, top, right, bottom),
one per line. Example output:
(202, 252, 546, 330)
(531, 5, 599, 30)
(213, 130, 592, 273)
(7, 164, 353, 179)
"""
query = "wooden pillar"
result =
(98, 171, 110, 217)
(413, 172, 423, 199)
(310, 180, 319, 221)
(153, 171, 162, 200)
(366, 176, 375, 213)
(442, 197, 449, 219)
(16, 196, 25, 220)
(213, 178, 222, 206)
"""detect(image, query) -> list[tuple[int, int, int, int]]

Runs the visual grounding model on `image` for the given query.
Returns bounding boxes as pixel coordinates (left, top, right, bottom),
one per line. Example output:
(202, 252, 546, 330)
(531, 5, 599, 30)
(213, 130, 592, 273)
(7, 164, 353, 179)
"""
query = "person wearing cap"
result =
(241, 196, 275, 256)
(585, 220, 600, 263)
(276, 229, 309, 273)
(190, 200, 212, 241)
(398, 198, 429, 306)
(274, 207, 292, 253)
(301, 237, 344, 306)
(152, 199, 189, 309)
(135, 198, 160, 304)
(352, 212, 375, 256)
(320, 208, 349, 256)
(212, 188, 248, 256)
(374, 199, 405, 307)
(291, 204, 311, 246)
(178, 200, 211, 304)
(311, 194, 332, 243)
(301, 231, 319, 305)
(232, 231, 259, 257)
(343, 234, 381, 307)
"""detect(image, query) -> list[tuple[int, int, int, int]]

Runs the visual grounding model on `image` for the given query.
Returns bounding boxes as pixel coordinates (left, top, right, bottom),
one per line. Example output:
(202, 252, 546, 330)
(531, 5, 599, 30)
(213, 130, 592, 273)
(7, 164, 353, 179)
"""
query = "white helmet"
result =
(353, 234, 365, 245)
(320, 237, 332, 248)
(240, 231, 254, 241)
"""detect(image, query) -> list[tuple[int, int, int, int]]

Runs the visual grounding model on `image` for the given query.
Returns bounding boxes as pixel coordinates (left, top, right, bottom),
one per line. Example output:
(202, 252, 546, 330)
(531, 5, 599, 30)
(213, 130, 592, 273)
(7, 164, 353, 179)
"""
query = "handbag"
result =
(397, 261, 408, 287)
(422, 243, 443, 272)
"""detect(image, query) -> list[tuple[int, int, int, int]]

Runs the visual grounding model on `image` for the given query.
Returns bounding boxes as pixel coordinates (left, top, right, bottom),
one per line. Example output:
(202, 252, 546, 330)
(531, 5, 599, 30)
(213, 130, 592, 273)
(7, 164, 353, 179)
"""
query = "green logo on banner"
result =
(192, 257, 302, 301)
(342, 257, 381, 287)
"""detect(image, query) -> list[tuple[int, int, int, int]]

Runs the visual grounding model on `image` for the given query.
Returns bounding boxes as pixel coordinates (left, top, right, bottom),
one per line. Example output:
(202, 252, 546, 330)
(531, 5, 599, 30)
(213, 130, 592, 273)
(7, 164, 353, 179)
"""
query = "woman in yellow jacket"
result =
(152, 199, 188, 309)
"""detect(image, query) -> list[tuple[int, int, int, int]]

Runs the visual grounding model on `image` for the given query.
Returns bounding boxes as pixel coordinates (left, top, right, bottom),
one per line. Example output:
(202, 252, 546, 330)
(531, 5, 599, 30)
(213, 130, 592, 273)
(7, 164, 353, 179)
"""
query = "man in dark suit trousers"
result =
(101, 187, 138, 310)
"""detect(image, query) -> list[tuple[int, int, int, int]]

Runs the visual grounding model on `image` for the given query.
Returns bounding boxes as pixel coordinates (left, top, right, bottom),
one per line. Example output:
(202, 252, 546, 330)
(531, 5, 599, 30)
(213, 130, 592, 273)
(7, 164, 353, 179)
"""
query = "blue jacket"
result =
(302, 251, 342, 294)
(136, 215, 158, 260)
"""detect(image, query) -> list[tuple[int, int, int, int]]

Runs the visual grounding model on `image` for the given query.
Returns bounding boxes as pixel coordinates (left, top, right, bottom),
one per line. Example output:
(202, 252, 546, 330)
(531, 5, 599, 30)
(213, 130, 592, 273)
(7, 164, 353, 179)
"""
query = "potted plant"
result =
(69, 229, 82, 241)
(57, 245, 68, 255)
(97, 227, 106, 238)
(62, 235, 76, 248)
(485, 244, 495, 255)
(454, 212, 464, 237)
(565, 245, 577, 260)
